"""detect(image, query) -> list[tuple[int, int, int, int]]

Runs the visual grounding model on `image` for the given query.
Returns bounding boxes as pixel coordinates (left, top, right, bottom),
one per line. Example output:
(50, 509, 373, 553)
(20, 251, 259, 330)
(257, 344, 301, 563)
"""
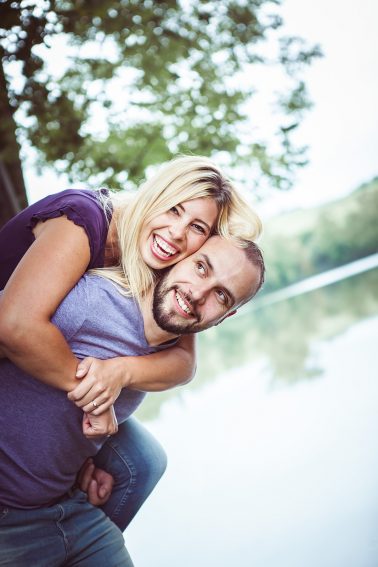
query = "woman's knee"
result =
(116, 418, 167, 485)
(95, 417, 167, 488)
(95, 419, 167, 530)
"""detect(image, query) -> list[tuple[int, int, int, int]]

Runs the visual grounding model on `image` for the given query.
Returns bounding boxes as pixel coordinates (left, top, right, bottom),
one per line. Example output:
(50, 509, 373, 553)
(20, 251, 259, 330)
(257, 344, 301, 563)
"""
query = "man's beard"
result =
(152, 273, 203, 335)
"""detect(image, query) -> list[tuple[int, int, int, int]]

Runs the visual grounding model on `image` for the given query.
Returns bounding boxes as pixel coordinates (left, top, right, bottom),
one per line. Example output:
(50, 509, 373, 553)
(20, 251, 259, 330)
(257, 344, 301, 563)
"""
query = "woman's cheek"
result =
(187, 234, 207, 256)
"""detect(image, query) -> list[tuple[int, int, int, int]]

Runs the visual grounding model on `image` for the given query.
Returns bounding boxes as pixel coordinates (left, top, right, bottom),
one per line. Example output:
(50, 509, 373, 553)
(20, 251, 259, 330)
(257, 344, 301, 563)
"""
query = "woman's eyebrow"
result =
(193, 217, 212, 231)
(180, 204, 211, 231)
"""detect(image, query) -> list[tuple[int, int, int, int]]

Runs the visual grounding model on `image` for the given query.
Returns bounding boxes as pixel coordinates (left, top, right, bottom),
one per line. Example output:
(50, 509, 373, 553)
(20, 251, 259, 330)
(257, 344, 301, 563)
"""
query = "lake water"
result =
(126, 268, 378, 567)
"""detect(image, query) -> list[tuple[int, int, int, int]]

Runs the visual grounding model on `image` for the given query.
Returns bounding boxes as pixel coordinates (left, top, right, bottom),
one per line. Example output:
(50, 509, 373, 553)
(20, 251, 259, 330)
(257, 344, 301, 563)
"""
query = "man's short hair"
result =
(241, 240, 265, 299)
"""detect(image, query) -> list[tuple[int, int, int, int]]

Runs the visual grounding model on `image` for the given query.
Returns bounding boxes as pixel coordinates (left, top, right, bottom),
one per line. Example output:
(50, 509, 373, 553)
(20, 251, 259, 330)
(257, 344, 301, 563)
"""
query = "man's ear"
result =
(215, 309, 237, 326)
(226, 309, 237, 319)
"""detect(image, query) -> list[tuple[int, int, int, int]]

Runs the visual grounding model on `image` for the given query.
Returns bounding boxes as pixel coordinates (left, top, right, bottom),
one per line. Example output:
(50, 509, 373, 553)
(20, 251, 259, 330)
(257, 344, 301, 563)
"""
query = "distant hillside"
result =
(259, 178, 378, 293)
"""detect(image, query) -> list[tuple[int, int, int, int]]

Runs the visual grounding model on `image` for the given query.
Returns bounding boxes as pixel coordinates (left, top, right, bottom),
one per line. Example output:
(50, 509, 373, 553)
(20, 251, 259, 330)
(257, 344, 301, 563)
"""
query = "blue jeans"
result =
(0, 490, 133, 567)
(94, 417, 167, 531)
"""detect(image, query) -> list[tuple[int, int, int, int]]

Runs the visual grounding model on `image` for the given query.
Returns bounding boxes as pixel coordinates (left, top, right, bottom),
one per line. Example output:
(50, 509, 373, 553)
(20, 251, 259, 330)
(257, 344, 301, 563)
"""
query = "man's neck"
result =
(140, 290, 178, 346)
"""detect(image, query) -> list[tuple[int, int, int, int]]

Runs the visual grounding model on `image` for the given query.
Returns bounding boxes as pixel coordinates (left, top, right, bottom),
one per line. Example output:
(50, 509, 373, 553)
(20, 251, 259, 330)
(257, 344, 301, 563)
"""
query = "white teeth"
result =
(176, 292, 192, 315)
(153, 235, 176, 256)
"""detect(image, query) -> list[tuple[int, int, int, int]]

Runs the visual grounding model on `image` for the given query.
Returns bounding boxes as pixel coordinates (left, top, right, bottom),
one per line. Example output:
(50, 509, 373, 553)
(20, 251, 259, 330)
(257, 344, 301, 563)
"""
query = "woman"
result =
(0, 155, 262, 529)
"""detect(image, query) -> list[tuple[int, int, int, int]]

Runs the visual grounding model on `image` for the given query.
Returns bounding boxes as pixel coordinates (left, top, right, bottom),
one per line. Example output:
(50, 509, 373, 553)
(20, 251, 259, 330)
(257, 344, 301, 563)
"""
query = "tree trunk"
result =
(0, 58, 28, 229)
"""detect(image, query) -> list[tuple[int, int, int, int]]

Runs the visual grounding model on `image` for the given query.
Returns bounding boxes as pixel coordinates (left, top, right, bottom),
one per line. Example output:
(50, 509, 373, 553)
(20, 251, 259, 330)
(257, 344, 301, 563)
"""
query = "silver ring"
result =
(92, 401, 98, 409)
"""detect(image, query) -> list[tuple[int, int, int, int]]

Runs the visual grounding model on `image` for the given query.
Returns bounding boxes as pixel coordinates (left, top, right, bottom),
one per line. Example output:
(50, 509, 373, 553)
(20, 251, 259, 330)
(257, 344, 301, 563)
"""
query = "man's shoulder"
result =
(69, 274, 150, 356)
(80, 273, 133, 303)
(78, 274, 141, 324)
(51, 273, 134, 346)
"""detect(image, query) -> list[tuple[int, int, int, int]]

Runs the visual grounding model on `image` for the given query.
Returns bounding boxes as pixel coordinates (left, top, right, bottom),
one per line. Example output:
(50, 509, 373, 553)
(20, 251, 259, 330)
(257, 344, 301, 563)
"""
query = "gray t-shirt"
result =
(0, 274, 174, 509)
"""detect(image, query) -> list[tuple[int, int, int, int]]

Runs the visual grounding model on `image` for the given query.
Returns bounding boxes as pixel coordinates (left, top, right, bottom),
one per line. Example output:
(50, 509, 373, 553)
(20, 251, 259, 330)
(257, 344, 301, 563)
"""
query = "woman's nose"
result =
(168, 221, 186, 241)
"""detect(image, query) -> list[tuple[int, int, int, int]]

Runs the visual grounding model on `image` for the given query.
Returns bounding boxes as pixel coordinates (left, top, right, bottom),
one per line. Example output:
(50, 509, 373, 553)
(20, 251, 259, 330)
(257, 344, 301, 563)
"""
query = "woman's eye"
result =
(192, 223, 206, 235)
(170, 206, 179, 215)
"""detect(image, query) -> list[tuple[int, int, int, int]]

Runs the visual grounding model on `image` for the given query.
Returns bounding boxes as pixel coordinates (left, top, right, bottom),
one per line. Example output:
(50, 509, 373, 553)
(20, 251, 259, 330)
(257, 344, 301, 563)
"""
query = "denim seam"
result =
(56, 504, 69, 564)
(105, 442, 136, 521)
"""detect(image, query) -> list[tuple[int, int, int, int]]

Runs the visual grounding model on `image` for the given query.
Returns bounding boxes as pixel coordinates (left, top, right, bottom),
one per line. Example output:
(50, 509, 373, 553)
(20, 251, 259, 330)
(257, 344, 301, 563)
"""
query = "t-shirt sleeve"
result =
(26, 190, 109, 269)
(51, 276, 89, 342)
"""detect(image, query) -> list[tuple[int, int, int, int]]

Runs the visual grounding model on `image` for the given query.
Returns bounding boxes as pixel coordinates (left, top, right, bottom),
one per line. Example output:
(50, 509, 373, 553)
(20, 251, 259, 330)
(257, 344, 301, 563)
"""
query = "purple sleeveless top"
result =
(0, 189, 112, 290)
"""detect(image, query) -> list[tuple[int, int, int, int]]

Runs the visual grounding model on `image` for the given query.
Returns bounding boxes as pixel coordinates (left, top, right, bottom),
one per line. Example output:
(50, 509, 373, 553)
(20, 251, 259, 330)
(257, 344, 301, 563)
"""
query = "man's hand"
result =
(67, 357, 126, 415)
(82, 405, 118, 438)
(77, 458, 114, 506)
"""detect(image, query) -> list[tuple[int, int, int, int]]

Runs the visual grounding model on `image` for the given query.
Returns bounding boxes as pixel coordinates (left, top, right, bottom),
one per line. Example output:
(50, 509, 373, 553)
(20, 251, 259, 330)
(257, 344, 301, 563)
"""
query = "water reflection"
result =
(127, 268, 378, 567)
(137, 269, 378, 420)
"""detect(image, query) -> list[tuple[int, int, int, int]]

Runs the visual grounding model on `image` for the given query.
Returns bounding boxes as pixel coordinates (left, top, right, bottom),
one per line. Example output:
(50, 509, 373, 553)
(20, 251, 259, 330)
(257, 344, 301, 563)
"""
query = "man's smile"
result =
(173, 289, 195, 318)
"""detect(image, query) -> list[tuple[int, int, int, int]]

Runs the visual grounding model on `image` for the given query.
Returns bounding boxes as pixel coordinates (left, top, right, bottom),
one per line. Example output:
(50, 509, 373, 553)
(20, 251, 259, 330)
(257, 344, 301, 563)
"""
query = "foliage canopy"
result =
(0, 0, 321, 224)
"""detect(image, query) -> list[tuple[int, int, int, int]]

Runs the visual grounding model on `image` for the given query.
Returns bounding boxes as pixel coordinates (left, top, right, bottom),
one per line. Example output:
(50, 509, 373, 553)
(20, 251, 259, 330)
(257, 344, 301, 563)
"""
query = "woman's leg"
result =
(93, 417, 167, 532)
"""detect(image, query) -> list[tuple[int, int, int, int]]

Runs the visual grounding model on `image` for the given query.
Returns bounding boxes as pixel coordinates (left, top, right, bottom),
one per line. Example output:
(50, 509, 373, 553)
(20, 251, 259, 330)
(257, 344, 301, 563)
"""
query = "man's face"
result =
(152, 236, 260, 335)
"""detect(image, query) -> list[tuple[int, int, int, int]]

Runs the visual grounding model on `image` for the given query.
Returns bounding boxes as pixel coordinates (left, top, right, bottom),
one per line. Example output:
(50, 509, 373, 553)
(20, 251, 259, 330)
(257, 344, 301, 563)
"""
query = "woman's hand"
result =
(77, 458, 114, 506)
(82, 405, 118, 438)
(68, 335, 197, 415)
(68, 357, 128, 415)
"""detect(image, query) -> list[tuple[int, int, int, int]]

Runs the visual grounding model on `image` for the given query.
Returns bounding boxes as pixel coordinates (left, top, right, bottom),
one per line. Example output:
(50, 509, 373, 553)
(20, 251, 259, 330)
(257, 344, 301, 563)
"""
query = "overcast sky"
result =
(25, 0, 378, 218)
(258, 0, 378, 217)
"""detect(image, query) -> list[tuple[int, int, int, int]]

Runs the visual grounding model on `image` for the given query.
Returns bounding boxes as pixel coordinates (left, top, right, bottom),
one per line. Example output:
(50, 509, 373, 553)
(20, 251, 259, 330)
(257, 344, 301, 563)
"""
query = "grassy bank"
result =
(260, 178, 378, 294)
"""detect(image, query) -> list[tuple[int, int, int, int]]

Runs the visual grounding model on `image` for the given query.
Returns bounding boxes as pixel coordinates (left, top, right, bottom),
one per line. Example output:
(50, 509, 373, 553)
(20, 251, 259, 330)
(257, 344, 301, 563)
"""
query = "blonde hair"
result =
(91, 155, 262, 301)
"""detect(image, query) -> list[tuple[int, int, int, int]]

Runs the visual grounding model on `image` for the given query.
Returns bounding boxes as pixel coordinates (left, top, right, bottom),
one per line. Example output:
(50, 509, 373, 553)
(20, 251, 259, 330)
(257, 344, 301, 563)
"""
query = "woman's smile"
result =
(151, 234, 179, 260)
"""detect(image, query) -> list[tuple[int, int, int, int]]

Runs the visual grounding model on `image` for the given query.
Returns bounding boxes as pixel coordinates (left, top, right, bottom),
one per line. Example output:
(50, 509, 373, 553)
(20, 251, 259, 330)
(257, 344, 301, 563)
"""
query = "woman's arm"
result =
(126, 334, 197, 390)
(0, 215, 119, 436)
(0, 216, 90, 390)
(67, 335, 197, 414)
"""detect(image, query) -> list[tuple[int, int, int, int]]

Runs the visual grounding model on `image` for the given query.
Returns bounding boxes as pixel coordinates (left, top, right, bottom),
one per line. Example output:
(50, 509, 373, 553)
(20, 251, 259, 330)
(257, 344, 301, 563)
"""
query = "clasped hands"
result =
(69, 358, 124, 506)
(67, 357, 125, 439)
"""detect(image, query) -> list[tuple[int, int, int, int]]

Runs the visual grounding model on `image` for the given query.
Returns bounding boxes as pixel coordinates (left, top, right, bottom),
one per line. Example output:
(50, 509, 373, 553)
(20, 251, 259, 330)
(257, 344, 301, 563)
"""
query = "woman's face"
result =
(139, 197, 219, 269)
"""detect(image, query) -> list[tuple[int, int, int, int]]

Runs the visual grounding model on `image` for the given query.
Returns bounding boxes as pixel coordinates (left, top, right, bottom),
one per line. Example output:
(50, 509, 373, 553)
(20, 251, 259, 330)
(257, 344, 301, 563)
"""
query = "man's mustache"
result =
(171, 286, 200, 323)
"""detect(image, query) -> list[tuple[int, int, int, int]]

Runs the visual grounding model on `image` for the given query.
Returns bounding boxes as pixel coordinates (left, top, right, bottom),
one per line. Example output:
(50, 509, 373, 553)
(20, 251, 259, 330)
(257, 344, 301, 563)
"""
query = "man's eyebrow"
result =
(200, 253, 214, 272)
(221, 286, 235, 308)
(200, 253, 236, 306)
(229, 287, 237, 305)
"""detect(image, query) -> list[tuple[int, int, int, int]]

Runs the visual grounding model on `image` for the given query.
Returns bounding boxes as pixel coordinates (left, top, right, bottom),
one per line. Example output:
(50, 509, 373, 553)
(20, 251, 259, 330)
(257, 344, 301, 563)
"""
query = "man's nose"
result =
(190, 284, 210, 305)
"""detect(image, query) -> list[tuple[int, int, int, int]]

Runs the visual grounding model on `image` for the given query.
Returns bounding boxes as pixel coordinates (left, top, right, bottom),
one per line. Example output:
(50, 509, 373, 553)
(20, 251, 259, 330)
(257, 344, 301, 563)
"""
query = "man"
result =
(0, 236, 264, 567)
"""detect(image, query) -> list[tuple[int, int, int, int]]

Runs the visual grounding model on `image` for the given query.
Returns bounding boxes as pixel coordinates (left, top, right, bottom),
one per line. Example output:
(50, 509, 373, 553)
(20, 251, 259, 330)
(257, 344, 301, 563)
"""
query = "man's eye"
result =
(216, 290, 226, 303)
(191, 223, 206, 235)
(196, 262, 206, 275)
